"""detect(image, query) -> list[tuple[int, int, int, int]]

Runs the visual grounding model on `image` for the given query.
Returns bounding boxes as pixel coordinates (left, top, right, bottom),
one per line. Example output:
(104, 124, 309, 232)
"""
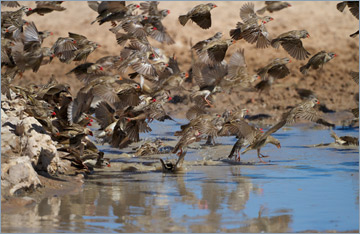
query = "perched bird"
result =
(26, 1, 66, 16)
(256, 1, 292, 14)
(178, 3, 217, 29)
(330, 130, 359, 146)
(271, 30, 311, 60)
(300, 51, 336, 75)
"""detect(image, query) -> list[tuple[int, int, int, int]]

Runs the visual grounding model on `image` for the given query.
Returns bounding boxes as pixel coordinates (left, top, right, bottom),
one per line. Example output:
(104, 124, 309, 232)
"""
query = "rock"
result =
(1, 156, 42, 196)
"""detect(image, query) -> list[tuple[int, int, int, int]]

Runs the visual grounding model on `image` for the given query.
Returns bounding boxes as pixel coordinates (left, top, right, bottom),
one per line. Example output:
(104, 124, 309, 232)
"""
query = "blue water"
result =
(1, 120, 358, 233)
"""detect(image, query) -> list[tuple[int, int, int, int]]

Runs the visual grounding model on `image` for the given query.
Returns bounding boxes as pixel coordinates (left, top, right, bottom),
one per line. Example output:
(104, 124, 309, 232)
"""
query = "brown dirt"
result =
(4, 1, 359, 123)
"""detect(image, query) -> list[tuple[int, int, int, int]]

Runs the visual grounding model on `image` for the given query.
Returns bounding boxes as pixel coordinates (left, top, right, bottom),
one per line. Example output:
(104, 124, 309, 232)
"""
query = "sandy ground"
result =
(3, 1, 359, 123)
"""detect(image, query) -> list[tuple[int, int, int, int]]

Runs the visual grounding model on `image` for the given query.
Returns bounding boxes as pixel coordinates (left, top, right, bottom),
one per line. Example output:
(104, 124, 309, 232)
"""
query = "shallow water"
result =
(2, 120, 359, 233)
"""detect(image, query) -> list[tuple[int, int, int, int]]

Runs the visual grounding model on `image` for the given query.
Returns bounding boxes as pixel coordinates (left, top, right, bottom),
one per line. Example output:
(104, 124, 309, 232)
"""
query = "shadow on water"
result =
(1, 123, 358, 233)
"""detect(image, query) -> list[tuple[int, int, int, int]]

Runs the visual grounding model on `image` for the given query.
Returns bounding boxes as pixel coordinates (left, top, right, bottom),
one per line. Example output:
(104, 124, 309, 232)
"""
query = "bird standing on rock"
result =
(271, 30, 311, 60)
(300, 51, 337, 75)
(178, 3, 217, 29)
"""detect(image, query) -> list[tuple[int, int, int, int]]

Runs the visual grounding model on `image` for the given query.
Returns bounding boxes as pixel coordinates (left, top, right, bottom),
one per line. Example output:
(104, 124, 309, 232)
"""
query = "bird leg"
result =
(111, 21, 117, 27)
(257, 149, 267, 163)
(204, 97, 214, 107)
(177, 148, 183, 157)
(259, 153, 270, 158)
(236, 149, 241, 162)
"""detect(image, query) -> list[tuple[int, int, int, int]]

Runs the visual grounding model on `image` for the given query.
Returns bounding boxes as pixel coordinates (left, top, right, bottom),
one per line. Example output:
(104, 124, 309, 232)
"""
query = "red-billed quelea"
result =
(230, 2, 274, 48)
(271, 30, 311, 60)
(178, 3, 217, 29)
(300, 51, 337, 75)
(257, 1, 292, 14)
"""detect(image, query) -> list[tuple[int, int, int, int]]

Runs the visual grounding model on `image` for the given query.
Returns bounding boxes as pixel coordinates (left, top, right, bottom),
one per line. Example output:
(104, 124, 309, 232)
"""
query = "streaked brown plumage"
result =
(300, 51, 336, 75)
(178, 3, 217, 29)
(26, 1, 66, 16)
(257, 1, 291, 14)
(271, 30, 311, 60)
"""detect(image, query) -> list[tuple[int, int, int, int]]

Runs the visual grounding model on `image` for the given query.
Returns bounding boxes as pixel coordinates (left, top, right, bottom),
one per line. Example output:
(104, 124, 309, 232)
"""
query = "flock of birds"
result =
(1, 1, 359, 172)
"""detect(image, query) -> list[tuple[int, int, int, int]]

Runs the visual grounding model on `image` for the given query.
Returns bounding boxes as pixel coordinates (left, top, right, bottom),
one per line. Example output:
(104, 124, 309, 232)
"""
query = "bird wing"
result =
(240, 2, 257, 22)
(268, 64, 290, 79)
(87, 1, 99, 12)
(35, 1, 66, 10)
(347, 1, 359, 19)
(281, 39, 310, 60)
(191, 11, 212, 29)
(226, 49, 248, 80)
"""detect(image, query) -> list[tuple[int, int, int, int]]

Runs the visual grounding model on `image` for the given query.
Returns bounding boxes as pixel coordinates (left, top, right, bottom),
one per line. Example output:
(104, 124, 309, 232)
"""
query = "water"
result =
(2, 120, 359, 233)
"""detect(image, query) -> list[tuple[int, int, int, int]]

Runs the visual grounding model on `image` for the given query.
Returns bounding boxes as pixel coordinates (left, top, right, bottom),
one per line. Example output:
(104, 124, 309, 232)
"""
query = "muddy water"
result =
(1, 120, 359, 233)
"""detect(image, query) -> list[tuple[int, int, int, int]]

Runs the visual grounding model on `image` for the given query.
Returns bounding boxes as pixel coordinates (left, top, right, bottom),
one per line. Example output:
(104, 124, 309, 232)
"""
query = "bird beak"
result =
(167, 10, 170, 14)
(257, 75, 261, 79)
(306, 34, 310, 38)
(136, 4, 140, 8)
(185, 72, 189, 78)
(277, 144, 281, 149)
(51, 111, 56, 116)
(289, 59, 291, 63)
(99, 66, 104, 71)
(317, 101, 320, 104)
(168, 96, 172, 101)
(50, 32, 53, 35)
(213, 4, 217, 8)
(107, 164, 111, 167)
(152, 98, 156, 102)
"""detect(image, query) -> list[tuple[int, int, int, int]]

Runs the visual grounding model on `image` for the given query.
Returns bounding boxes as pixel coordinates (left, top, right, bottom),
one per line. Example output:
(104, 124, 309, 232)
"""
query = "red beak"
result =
(277, 144, 281, 149)
(168, 96, 172, 101)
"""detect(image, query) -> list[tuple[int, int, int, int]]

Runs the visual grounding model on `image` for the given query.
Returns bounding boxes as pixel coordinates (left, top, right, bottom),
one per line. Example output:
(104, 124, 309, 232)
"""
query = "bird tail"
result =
(256, 7, 267, 15)
(229, 28, 242, 40)
(300, 63, 310, 75)
(270, 39, 281, 49)
(336, 1, 347, 12)
(178, 15, 189, 26)
(228, 140, 241, 158)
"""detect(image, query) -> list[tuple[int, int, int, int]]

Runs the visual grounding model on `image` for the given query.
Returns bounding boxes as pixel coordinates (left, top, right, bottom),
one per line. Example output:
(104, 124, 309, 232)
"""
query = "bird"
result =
(256, 97, 335, 143)
(1, 1, 20, 8)
(256, 1, 292, 14)
(192, 32, 223, 52)
(191, 62, 227, 107)
(178, 3, 217, 29)
(256, 57, 291, 80)
(330, 130, 359, 146)
(172, 127, 202, 156)
(271, 30, 311, 60)
(337, 1, 359, 19)
(223, 49, 260, 91)
(160, 150, 186, 173)
(229, 2, 274, 48)
(197, 39, 236, 65)
(26, 1, 66, 16)
(300, 51, 336, 75)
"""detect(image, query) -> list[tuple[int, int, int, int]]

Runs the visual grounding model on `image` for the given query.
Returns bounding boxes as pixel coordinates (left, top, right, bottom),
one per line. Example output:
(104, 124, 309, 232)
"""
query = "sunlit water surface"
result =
(2, 120, 359, 233)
